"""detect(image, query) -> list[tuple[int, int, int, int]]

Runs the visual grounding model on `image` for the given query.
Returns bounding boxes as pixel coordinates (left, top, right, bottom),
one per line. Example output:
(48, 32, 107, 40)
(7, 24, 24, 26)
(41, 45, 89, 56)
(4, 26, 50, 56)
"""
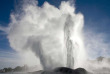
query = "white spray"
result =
(7, 0, 87, 70)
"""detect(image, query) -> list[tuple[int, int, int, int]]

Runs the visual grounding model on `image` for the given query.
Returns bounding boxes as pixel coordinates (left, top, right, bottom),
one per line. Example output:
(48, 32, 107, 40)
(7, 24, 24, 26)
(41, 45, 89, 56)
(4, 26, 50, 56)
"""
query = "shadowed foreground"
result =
(29, 67, 88, 74)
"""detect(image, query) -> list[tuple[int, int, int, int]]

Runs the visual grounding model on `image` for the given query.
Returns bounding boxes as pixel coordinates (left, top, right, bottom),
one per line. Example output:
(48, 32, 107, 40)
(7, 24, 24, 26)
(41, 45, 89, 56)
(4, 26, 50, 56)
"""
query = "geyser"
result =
(7, 0, 87, 70)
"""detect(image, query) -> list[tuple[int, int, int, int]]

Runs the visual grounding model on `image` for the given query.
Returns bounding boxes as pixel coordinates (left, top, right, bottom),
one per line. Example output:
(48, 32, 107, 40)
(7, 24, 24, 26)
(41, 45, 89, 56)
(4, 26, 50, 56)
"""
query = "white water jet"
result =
(64, 14, 86, 68)
(7, 0, 87, 70)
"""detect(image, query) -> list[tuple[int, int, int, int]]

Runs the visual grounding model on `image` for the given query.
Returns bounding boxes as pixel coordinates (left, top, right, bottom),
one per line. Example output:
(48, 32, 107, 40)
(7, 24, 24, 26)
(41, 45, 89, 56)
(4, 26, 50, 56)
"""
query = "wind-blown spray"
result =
(7, 0, 87, 70)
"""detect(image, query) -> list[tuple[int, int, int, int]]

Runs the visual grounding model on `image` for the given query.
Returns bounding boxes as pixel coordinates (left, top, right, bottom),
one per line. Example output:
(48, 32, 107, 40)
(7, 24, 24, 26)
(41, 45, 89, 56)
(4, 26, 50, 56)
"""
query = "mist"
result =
(6, 0, 87, 70)
(0, 0, 110, 73)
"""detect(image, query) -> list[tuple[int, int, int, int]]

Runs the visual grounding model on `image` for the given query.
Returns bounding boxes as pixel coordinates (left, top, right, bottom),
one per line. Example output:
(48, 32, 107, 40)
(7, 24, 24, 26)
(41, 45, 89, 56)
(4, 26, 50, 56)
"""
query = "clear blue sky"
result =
(0, 0, 110, 68)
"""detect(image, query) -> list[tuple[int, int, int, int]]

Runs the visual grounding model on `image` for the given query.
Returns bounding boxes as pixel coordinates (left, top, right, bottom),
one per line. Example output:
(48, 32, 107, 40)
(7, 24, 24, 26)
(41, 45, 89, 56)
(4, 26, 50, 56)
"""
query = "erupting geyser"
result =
(64, 14, 86, 69)
(7, 0, 87, 70)
(64, 15, 74, 68)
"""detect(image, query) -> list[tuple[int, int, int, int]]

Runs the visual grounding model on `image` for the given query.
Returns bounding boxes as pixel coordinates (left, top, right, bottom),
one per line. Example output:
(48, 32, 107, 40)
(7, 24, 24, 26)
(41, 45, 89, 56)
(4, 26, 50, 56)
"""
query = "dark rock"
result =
(54, 67, 74, 74)
(75, 68, 87, 74)
(30, 67, 87, 74)
(54, 67, 87, 74)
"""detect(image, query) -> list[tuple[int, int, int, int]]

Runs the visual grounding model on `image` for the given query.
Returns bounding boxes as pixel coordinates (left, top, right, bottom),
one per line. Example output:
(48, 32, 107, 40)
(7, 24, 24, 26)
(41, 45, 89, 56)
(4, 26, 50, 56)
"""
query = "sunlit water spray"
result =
(7, 0, 87, 70)
(64, 14, 86, 68)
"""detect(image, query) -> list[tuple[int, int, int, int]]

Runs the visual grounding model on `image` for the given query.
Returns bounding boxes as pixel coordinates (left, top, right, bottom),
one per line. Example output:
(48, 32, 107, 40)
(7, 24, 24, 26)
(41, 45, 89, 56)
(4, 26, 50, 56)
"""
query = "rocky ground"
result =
(29, 67, 88, 74)
(29, 67, 110, 74)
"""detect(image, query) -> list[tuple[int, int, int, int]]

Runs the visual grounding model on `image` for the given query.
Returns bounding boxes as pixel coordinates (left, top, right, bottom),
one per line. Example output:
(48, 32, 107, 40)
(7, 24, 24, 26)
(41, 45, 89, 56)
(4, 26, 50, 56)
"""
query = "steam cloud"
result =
(5, 0, 87, 70)
(0, 0, 110, 72)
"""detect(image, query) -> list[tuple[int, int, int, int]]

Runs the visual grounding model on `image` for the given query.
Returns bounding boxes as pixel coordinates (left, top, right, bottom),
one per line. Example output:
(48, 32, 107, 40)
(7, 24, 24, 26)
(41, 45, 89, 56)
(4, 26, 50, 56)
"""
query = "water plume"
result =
(7, 0, 87, 70)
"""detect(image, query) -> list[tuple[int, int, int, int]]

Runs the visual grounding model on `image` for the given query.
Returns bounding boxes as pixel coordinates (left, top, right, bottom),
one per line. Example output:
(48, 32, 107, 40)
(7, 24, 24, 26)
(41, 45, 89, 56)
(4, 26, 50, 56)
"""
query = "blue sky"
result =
(0, 0, 110, 68)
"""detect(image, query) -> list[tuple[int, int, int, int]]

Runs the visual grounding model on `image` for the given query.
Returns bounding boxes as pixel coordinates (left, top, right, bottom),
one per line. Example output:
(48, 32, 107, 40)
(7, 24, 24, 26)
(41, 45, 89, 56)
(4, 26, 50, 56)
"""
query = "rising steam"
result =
(7, 0, 87, 70)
